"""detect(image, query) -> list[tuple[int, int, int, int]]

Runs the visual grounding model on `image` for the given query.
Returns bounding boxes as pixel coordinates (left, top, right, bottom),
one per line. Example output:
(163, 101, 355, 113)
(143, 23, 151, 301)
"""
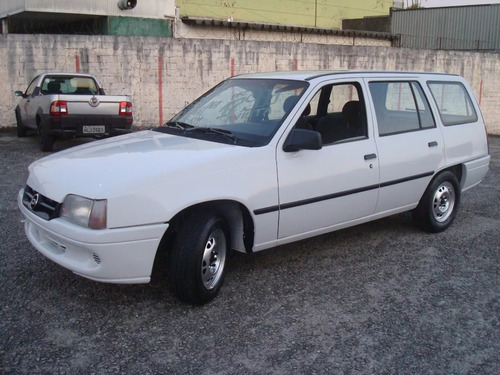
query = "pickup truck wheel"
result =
(168, 212, 229, 305)
(16, 111, 27, 137)
(412, 171, 460, 233)
(38, 125, 55, 152)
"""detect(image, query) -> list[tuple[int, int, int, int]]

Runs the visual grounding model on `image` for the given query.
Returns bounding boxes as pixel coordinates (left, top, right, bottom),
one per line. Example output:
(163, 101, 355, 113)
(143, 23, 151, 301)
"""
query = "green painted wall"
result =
(105, 17, 172, 37)
(177, 0, 393, 29)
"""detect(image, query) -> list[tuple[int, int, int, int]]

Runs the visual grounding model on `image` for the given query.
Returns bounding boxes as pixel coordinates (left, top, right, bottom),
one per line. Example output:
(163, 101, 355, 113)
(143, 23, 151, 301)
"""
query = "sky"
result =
(419, 0, 500, 6)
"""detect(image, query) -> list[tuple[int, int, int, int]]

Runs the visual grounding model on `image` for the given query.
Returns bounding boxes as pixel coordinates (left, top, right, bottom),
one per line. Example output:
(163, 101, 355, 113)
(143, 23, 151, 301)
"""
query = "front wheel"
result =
(168, 212, 229, 305)
(15, 111, 27, 137)
(412, 171, 461, 233)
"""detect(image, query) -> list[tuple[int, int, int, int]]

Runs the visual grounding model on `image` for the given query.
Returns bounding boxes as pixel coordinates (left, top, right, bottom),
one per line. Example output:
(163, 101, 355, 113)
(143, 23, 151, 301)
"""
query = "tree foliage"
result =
(405, 0, 425, 8)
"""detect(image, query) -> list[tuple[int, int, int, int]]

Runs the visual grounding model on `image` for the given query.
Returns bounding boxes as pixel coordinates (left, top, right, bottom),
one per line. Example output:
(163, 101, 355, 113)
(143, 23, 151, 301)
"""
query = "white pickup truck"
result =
(14, 72, 133, 151)
(18, 70, 490, 305)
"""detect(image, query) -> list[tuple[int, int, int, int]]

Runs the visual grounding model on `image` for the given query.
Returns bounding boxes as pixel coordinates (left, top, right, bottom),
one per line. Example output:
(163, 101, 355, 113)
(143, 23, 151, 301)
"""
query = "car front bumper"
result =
(18, 189, 168, 284)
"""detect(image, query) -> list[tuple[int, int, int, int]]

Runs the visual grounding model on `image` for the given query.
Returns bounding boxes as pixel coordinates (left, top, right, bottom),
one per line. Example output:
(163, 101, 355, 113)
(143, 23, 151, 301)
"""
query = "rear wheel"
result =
(37, 121, 54, 152)
(412, 171, 461, 233)
(168, 211, 229, 305)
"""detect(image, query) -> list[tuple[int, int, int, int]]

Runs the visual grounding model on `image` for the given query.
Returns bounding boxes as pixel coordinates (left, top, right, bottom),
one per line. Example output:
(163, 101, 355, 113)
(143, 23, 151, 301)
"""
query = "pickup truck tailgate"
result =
(48, 94, 133, 137)
(62, 95, 126, 115)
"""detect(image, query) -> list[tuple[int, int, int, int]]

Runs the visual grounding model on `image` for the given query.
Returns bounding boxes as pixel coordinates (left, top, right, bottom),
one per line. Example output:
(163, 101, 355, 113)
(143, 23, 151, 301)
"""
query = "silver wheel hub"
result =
(432, 182, 455, 223)
(201, 228, 226, 290)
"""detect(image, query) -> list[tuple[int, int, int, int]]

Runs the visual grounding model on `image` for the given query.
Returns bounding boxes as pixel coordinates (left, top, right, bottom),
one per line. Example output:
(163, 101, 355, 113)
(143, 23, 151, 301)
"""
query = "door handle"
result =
(364, 153, 377, 161)
(428, 141, 438, 147)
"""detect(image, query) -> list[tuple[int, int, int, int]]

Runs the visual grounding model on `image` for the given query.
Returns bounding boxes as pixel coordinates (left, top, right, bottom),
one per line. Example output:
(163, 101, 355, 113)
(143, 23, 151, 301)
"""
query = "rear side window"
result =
(369, 81, 435, 136)
(25, 76, 39, 96)
(427, 81, 478, 126)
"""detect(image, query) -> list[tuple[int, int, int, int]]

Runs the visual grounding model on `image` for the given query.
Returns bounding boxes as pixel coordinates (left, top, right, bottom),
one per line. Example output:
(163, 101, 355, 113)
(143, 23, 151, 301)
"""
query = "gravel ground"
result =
(1, 131, 499, 375)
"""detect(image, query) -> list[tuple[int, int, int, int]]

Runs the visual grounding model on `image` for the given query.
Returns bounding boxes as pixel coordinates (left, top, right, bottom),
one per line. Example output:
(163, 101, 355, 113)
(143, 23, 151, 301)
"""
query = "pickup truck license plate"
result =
(82, 125, 105, 134)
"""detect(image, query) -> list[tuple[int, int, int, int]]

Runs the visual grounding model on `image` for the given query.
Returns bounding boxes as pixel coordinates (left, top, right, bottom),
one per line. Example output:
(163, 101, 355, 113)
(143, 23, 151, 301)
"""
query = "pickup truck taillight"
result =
(50, 101, 68, 115)
(119, 101, 133, 116)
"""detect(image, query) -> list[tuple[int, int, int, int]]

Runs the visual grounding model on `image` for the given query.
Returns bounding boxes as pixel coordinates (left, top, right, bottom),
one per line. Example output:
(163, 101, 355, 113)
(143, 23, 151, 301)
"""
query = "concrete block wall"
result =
(1, 34, 499, 134)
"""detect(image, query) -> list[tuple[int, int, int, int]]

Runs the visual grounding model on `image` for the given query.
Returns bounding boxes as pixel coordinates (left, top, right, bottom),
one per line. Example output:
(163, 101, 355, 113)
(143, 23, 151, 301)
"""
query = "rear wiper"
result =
(185, 127, 239, 144)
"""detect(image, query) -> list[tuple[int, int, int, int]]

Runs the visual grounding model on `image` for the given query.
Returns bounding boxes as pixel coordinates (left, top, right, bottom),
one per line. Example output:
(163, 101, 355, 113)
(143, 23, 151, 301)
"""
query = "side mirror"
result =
(14, 91, 24, 97)
(283, 128, 322, 152)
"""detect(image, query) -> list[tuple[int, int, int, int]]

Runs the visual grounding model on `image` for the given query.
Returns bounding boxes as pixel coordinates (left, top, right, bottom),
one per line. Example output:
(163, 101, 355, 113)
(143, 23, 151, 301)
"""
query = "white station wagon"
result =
(18, 70, 490, 305)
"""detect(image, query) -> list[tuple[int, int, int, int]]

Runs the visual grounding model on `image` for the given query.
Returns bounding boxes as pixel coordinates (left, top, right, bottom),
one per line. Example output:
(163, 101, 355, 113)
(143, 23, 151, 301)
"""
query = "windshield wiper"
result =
(185, 127, 239, 144)
(165, 121, 193, 130)
(161, 123, 240, 144)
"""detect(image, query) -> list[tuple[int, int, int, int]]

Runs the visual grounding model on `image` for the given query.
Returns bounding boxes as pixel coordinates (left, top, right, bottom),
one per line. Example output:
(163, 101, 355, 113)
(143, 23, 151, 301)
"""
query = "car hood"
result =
(27, 130, 259, 203)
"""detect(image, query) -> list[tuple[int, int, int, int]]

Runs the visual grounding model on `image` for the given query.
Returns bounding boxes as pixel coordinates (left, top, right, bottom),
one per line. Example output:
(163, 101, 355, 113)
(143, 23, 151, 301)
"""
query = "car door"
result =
(366, 79, 446, 213)
(20, 76, 41, 129)
(276, 79, 379, 239)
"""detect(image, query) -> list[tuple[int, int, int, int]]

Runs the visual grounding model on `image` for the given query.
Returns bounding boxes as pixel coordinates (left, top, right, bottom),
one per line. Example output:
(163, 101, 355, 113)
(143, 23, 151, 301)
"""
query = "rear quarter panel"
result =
(425, 76, 489, 167)
(33, 94, 58, 122)
(424, 75, 490, 192)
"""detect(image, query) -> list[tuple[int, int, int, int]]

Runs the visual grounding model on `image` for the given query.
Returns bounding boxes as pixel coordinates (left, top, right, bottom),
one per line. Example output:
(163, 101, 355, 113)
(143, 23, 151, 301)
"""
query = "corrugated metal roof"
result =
(392, 5, 500, 51)
(181, 16, 394, 40)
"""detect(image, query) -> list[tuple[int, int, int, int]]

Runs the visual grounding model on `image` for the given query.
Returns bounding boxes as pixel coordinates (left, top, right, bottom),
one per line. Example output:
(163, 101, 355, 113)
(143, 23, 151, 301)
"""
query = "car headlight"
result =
(60, 195, 107, 229)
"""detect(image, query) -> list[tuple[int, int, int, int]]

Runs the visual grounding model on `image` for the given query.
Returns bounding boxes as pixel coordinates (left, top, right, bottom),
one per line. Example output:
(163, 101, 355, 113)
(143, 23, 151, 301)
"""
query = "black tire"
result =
(412, 171, 461, 233)
(38, 122, 54, 152)
(15, 110, 27, 138)
(168, 212, 229, 305)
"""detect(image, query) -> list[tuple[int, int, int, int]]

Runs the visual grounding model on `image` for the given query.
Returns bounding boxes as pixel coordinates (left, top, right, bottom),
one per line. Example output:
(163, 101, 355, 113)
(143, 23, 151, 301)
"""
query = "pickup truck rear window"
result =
(427, 81, 478, 126)
(41, 76, 98, 95)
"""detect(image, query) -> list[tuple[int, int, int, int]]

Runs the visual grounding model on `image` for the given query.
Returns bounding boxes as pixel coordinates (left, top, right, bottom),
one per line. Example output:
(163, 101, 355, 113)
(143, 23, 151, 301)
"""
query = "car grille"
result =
(22, 185, 61, 220)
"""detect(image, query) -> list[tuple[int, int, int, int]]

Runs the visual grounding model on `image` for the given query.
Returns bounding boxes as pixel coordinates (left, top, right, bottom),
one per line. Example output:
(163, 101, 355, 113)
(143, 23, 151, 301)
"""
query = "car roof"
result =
(233, 70, 460, 81)
(40, 72, 96, 78)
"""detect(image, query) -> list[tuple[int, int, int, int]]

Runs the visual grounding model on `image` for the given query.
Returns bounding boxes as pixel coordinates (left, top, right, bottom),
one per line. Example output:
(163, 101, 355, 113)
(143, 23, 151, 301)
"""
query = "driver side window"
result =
(295, 82, 367, 145)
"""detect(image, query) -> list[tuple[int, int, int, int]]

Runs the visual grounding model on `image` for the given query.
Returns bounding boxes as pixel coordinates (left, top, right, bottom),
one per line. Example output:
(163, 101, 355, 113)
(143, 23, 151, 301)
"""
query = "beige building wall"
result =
(176, 0, 393, 29)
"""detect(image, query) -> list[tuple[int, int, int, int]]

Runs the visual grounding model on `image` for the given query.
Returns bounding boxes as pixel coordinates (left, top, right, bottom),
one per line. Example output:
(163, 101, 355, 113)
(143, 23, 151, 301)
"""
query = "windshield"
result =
(157, 78, 309, 147)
